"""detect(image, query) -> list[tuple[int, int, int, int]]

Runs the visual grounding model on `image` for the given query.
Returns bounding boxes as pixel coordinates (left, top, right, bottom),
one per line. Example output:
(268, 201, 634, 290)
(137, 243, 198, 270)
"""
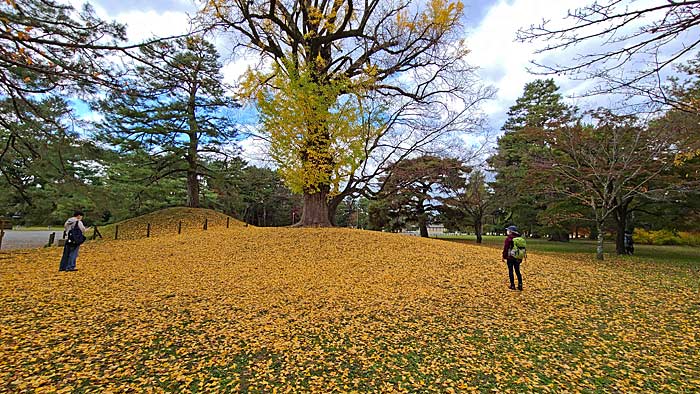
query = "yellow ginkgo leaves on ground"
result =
(90, 207, 245, 241)
(0, 226, 698, 393)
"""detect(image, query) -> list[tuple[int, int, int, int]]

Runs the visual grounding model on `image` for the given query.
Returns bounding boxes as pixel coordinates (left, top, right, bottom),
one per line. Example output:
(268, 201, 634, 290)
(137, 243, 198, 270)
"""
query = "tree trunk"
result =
(297, 189, 332, 227)
(186, 92, 200, 208)
(596, 221, 605, 260)
(474, 218, 483, 244)
(419, 222, 429, 238)
(185, 134, 200, 208)
(186, 170, 200, 208)
(416, 202, 429, 238)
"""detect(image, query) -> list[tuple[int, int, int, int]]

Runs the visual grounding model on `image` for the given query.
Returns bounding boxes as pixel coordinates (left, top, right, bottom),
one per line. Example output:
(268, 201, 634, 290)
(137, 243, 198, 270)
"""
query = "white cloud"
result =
(221, 57, 265, 87)
(117, 10, 194, 43)
(69, 0, 196, 43)
(465, 0, 692, 130)
(465, 0, 587, 126)
(238, 134, 274, 168)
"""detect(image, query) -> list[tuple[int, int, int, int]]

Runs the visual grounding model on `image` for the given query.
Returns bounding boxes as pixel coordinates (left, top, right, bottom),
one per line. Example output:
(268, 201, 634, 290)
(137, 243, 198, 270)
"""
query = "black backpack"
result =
(66, 221, 86, 246)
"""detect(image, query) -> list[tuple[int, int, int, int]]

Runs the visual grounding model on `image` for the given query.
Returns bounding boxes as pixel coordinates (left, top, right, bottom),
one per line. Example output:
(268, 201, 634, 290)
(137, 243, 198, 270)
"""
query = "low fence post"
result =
(115, 225, 119, 240)
(147, 223, 151, 238)
(226, 217, 230, 229)
(46, 232, 56, 247)
(91, 225, 98, 240)
(178, 221, 182, 234)
(0, 228, 4, 250)
(203, 218, 208, 230)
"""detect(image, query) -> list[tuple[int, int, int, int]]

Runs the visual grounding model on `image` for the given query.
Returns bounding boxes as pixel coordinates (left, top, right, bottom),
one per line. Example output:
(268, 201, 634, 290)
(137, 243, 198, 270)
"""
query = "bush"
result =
(678, 231, 700, 246)
(633, 229, 700, 246)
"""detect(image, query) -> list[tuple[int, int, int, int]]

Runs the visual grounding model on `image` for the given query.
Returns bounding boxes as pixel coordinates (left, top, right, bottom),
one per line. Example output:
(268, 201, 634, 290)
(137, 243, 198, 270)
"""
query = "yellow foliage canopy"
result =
(209, 0, 471, 200)
(240, 61, 379, 195)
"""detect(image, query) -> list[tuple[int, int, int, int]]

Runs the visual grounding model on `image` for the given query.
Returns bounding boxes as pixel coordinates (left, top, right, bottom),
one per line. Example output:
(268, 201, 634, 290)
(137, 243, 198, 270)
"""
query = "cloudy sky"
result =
(72, 0, 689, 162)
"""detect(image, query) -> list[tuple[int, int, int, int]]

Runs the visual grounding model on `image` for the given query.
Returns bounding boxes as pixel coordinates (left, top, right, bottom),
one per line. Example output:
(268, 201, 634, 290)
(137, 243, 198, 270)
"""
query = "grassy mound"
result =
(91, 207, 244, 240)
(1, 227, 698, 392)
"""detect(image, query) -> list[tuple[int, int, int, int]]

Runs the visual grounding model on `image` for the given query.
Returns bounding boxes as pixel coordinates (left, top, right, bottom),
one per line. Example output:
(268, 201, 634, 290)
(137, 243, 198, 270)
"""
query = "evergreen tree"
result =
(0, 0, 126, 110)
(373, 156, 469, 238)
(96, 36, 237, 208)
(207, 160, 302, 226)
(0, 97, 109, 224)
(334, 197, 370, 229)
(439, 170, 493, 243)
(488, 79, 576, 236)
(502, 79, 574, 131)
(0, 0, 130, 222)
(96, 148, 189, 222)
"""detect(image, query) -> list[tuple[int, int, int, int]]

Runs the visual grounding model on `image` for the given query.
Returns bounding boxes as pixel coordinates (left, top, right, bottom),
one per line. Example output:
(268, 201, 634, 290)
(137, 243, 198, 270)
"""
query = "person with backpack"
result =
(59, 211, 87, 272)
(502, 225, 526, 291)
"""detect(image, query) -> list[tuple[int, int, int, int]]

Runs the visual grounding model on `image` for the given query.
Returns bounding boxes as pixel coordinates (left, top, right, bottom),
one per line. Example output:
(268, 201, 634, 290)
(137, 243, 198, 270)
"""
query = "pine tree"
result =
(373, 156, 469, 238)
(488, 79, 576, 236)
(439, 170, 492, 243)
(96, 36, 238, 208)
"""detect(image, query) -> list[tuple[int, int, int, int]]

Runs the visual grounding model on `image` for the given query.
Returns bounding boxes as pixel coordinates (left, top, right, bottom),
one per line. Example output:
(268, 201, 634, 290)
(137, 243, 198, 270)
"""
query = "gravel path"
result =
(0, 230, 61, 250)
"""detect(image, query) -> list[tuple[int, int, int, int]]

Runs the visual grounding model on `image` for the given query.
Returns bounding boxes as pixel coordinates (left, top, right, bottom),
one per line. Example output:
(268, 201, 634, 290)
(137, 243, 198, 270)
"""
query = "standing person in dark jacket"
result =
(624, 231, 634, 255)
(59, 211, 86, 272)
(502, 225, 523, 291)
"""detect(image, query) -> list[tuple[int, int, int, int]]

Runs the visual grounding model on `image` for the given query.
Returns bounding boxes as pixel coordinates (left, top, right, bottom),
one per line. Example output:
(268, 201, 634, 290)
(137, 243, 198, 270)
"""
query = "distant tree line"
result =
(369, 67, 699, 260)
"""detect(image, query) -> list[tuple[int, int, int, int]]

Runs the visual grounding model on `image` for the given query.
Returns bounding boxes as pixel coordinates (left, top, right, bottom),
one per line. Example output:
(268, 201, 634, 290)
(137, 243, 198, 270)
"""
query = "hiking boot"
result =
(509, 284, 516, 290)
(517, 285, 523, 291)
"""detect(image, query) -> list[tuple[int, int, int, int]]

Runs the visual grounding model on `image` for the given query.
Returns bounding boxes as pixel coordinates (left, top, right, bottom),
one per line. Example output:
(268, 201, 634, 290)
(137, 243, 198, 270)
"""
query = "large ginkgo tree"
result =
(203, 0, 492, 226)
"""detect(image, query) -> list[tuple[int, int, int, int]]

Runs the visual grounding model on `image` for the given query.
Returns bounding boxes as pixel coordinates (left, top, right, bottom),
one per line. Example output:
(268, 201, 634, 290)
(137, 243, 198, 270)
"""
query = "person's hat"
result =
(505, 225, 518, 232)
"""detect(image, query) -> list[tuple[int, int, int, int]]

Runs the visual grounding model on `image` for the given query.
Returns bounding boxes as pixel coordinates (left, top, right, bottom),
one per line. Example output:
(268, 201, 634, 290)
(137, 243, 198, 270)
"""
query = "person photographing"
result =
(59, 211, 87, 272)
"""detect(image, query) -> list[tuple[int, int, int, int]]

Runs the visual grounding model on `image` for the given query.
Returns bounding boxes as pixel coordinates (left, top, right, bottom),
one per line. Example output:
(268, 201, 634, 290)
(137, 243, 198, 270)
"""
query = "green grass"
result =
(435, 234, 700, 268)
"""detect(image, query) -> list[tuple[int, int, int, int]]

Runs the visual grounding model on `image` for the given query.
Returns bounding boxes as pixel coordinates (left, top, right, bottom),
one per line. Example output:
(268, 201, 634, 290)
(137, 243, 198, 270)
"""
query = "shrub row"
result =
(633, 229, 700, 246)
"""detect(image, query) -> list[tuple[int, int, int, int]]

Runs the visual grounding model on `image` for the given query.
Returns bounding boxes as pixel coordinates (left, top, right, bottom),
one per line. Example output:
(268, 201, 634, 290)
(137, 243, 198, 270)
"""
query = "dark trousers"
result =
(507, 257, 522, 287)
(59, 244, 79, 271)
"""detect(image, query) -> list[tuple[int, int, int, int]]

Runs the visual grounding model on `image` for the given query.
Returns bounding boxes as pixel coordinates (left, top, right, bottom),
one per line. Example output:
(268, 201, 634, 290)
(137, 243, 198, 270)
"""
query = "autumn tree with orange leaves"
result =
(527, 110, 693, 260)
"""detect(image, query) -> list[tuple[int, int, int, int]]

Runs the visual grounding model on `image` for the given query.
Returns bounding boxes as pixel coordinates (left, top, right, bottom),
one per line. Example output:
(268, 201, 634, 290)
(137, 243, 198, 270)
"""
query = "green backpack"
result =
(509, 237, 527, 260)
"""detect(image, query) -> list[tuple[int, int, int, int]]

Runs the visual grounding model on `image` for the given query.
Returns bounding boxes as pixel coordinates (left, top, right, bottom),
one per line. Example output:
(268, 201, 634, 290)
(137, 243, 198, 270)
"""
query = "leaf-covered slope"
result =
(1, 228, 698, 392)
(93, 207, 244, 240)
